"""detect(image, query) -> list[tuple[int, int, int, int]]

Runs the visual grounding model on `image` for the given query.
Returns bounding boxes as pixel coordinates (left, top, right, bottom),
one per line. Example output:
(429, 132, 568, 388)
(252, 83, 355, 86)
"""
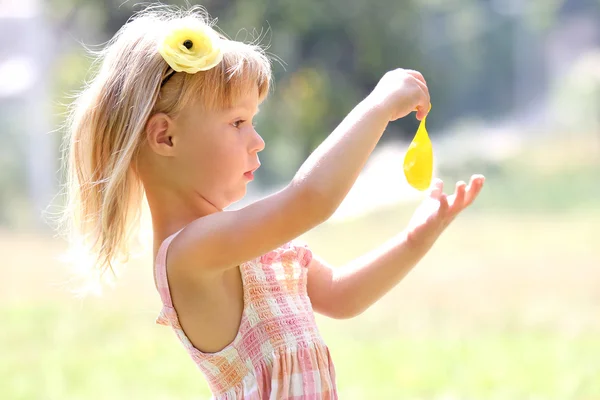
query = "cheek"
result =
(181, 129, 220, 161)
(192, 135, 244, 179)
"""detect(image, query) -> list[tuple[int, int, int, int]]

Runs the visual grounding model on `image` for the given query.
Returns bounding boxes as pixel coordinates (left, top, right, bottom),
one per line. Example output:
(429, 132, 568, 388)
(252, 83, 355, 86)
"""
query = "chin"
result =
(221, 186, 247, 210)
(233, 186, 248, 203)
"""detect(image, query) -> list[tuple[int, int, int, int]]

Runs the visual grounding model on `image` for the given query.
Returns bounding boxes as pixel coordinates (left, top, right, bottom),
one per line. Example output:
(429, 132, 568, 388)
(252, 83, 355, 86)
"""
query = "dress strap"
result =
(154, 227, 185, 308)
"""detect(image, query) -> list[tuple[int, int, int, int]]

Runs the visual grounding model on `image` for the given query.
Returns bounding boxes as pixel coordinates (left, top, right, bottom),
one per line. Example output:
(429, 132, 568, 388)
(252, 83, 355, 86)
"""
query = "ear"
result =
(146, 113, 176, 156)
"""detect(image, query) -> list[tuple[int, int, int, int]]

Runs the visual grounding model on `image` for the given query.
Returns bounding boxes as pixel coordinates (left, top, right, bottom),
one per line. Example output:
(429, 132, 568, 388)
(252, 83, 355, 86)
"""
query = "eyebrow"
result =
(228, 107, 260, 118)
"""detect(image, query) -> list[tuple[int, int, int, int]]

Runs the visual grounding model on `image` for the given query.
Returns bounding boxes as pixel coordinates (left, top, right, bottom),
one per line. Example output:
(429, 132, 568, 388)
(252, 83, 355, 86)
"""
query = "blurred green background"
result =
(1, 0, 599, 399)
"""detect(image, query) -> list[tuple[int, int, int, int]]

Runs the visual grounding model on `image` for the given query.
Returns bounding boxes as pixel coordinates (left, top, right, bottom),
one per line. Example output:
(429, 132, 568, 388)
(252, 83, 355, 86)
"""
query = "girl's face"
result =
(171, 86, 265, 210)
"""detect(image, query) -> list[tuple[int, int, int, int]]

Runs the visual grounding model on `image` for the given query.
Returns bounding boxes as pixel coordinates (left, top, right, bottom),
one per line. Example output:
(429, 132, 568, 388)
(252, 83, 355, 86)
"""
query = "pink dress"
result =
(154, 230, 338, 399)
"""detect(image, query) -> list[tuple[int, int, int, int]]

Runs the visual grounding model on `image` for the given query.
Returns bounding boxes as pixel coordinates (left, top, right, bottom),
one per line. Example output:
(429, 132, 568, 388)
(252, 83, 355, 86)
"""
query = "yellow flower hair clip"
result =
(158, 18, 224, 80)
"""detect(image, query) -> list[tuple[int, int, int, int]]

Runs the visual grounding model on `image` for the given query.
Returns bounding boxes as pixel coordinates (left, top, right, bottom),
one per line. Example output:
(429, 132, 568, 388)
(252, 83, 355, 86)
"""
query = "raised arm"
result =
(172, 69, 431, 274)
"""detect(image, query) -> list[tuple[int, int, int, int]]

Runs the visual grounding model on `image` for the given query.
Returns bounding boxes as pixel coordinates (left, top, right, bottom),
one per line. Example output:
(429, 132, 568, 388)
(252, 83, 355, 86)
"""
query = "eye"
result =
(232, 119, 245, 128)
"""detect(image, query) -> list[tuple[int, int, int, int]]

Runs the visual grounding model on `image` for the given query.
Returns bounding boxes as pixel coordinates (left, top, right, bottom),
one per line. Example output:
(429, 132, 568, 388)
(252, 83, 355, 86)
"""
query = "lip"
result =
(244, 165, 260, 180)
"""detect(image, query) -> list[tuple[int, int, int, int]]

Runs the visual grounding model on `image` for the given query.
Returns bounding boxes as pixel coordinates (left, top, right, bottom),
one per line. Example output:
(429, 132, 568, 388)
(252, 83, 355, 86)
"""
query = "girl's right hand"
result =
(369, 68, 431, 122)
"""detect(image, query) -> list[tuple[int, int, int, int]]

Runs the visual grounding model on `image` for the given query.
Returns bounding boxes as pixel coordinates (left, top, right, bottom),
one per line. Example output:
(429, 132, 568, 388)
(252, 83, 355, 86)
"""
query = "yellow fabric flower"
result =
(158, 18, 223, 74)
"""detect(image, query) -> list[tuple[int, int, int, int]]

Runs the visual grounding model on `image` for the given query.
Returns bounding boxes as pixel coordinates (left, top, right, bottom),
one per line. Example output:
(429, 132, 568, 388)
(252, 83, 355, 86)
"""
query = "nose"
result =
(250, 128, 265, 153)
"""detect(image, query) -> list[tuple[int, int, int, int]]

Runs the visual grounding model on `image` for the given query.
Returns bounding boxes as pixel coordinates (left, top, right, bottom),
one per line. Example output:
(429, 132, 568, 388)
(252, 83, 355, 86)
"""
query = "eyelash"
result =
(232, 120, 255, 129)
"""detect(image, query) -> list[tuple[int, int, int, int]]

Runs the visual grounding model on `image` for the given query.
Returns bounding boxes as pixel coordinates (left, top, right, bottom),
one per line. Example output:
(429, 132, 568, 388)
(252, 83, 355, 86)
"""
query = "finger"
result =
(415, 91, 430, 120)
(471, 177, 485, 200)
(415, 78, 431, 116)
(410, 79, 430, 120)
(450, 180, 466, 212)
(428, 178, 444, 199)
(416, 101, 430, 120)
(465, 175, 485, 206)
(438, 192, 449, 214)
(470, 174, 485, 184)
(405, 70, 427, 86)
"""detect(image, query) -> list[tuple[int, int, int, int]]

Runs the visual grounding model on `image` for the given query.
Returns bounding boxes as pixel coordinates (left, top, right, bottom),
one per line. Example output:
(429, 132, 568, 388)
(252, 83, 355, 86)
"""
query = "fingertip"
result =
(422, 107, 431, 120)
(415, 101, 431, 120)
(455, 181, 466, 200)
(427, 178, 443, 197)
(439, 193, 449, 210)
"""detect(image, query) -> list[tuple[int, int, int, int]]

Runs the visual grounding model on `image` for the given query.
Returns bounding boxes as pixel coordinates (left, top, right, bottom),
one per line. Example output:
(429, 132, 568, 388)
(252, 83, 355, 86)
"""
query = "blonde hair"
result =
(56, 4, 272, 291)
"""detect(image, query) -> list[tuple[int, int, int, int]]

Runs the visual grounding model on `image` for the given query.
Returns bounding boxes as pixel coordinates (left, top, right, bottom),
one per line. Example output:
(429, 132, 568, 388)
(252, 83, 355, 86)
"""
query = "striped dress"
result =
(154, 230, 338, 399)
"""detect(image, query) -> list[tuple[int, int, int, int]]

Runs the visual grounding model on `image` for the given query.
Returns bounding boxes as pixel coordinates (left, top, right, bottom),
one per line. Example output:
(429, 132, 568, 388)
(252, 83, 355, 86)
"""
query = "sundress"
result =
(154, 229, 338, 399)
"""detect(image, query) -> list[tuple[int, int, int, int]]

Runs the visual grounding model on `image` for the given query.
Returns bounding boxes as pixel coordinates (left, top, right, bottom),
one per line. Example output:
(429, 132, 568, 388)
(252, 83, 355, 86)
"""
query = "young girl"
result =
(60, 5, 484, 400)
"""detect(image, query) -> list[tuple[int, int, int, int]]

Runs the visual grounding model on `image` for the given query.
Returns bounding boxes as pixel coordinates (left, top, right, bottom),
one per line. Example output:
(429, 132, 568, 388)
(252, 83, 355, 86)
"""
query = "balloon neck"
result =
(415, 119, 429, 140)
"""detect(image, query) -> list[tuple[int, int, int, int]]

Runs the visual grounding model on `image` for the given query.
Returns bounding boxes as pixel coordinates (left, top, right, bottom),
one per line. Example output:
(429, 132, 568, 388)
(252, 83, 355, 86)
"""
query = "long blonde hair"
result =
(56, 4, 272, 292)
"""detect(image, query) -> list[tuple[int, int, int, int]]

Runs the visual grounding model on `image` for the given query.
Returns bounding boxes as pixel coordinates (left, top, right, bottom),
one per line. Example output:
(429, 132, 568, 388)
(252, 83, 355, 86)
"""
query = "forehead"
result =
(180, 85, 260, 123)
(226, 85, 260, 114)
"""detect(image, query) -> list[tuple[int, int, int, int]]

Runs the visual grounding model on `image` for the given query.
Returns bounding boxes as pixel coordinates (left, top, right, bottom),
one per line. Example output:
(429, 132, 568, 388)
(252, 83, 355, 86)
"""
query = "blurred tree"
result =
(43, 0, 600, 186)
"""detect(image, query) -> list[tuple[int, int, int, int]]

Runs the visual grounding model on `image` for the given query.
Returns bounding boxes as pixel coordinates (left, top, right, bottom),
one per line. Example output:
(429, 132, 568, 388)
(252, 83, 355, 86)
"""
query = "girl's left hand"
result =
(406, 174, 485, 251)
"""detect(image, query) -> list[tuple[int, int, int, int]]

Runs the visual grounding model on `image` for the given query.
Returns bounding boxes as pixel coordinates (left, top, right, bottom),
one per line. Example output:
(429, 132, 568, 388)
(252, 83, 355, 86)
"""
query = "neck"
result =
(145, 184, 221, 252)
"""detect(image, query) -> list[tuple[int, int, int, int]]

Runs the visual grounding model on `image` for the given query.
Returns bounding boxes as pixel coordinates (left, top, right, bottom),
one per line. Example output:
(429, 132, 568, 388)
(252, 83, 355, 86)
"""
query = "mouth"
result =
(244, 165, 260, 180)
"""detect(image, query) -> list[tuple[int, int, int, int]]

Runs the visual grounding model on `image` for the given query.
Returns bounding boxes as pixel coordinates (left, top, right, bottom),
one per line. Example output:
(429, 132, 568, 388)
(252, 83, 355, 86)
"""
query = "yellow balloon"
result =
(403, 105, 433, 191)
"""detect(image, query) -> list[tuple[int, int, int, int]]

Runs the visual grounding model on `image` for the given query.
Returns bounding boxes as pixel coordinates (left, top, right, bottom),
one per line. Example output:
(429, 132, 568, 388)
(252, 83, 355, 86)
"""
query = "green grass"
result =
(330, 333, 600, 400)
(2, 151, 600, 400)
(2, 303, 599, 400)
(1, 305, 210, 400)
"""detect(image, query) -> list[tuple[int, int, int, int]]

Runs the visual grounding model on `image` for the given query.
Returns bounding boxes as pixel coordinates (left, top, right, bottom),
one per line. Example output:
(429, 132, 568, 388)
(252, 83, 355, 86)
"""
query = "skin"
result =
(137, 69, 485, 353)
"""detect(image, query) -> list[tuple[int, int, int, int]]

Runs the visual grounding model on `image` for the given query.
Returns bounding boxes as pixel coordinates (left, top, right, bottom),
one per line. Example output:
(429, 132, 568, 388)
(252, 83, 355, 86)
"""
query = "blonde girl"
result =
(60, 4, 484, 399)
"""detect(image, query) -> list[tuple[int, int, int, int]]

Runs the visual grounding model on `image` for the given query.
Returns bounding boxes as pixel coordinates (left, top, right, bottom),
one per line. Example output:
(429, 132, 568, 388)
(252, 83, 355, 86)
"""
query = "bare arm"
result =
(307, 233, 426, 319)
(308, 175, 485, 319)
(173, 70, 431, 274)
